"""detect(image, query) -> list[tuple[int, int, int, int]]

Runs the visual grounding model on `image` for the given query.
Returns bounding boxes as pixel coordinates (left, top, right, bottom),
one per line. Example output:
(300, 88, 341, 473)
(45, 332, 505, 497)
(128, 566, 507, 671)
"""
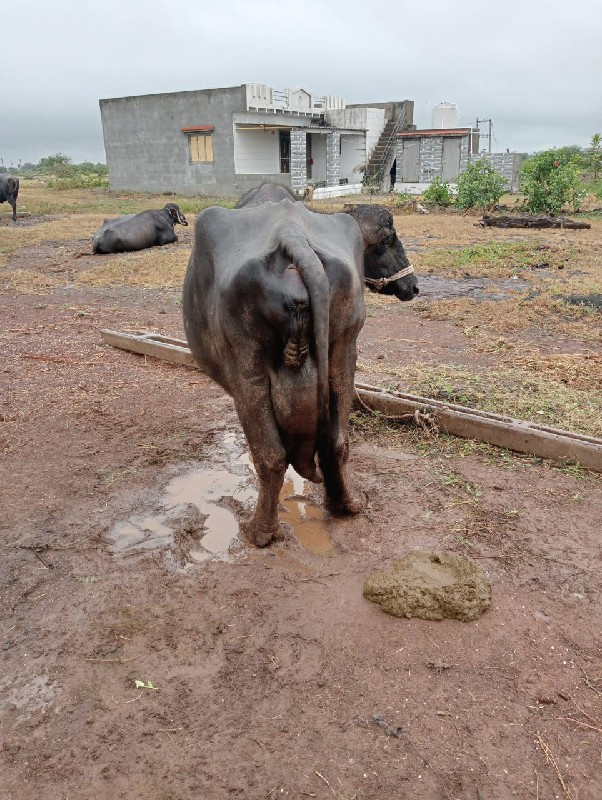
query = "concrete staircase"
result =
(363, 106, 409, 191)
(364, 119, 397, 183)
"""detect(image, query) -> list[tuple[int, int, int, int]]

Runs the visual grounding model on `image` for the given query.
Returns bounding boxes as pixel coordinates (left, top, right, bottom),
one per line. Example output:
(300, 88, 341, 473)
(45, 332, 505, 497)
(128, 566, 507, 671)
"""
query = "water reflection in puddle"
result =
(280, 471, 333, 555)
(109, 433, 333, 568)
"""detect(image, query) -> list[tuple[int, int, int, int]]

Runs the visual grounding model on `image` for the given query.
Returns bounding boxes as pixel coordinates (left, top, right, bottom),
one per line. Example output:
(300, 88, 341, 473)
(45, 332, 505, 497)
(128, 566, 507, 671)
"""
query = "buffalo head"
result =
(347, 205, 418, 301)
(164, 203, 188, 227)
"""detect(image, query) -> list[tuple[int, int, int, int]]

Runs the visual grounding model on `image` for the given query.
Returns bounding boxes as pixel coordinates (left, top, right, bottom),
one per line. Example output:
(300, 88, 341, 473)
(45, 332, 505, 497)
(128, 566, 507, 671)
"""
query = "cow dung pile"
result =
(363, 550, 491, 622)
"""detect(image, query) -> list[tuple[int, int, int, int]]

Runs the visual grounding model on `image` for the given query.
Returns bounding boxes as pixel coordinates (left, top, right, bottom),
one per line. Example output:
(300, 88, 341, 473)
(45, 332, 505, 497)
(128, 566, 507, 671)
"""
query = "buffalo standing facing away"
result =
(0, 174, 19, 221)
(238, 184, 419, 300)
(92, 203, 188, 254)
(183, 185, 366, 547)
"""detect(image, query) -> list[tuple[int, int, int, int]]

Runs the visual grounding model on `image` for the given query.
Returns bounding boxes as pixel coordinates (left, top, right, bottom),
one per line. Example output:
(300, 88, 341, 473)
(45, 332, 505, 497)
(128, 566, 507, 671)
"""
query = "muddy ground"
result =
(1, 210, 601, 800)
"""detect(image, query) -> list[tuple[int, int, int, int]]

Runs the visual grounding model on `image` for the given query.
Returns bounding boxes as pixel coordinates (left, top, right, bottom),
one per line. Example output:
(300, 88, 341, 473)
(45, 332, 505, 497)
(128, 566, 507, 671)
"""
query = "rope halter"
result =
(364, 264, 415, 292)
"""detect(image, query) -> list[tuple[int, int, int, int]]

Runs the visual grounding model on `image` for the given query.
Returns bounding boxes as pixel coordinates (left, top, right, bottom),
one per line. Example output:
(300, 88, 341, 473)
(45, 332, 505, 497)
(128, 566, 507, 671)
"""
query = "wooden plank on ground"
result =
(100, 329, 198, 369)
(480, 214, 591, 230)
(100, 329, 602, 472)
(354, 383, 602, 472)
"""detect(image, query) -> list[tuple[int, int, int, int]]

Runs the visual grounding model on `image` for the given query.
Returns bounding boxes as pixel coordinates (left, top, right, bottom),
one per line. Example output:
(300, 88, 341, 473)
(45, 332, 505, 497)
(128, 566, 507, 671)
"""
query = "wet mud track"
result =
(1, 285, 601, 800)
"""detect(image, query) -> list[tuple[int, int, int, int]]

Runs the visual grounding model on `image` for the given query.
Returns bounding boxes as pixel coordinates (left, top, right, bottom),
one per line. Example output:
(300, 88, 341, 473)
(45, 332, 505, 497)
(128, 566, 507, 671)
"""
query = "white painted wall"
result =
(325, 107, 386, 163)
(340, 134, 366, 182)
(313, 183, 363, 198)
(365, 108, 386, 159)
(234, 128, 280, 174)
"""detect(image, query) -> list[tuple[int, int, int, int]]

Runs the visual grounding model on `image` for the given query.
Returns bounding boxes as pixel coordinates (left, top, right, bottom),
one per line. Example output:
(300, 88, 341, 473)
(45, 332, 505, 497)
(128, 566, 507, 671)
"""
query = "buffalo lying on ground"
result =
(0, 174, 19, 221)
(183, 183, 367, 546)
(92, 203, 188, 254)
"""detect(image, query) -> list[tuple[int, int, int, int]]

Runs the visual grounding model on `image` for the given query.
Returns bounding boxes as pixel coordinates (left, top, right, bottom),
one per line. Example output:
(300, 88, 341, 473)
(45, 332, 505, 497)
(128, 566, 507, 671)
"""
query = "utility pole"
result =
(475, 117, 493, 153)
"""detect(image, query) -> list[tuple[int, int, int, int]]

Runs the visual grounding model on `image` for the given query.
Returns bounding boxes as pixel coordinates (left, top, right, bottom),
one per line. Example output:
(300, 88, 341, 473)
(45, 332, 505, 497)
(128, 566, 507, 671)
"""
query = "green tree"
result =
(455, 159, 507, 210)
(520, 149, 586, 213)
(38, 153, 75, 178)
(588, 133, 602, 180)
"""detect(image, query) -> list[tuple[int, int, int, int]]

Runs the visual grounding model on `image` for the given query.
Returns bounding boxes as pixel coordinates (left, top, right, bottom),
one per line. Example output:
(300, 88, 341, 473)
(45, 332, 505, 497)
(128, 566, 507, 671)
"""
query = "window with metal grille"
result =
(279, 130, 290, 174)
(189, 133, 213, 163)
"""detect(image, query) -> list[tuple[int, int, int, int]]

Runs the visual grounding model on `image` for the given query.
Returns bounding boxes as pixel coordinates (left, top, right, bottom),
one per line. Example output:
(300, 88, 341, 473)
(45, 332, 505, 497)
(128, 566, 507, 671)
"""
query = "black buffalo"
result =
(347, 204, 418, 300)
(238, 184, 418, 300)
(92, 203, 188, 254)
(183, 184, 366, 547)
(0, 174, 19, 221)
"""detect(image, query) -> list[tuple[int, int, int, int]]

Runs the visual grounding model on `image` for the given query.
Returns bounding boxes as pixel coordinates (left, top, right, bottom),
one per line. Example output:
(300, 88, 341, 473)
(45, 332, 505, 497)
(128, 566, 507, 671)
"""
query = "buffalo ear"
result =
(355, 217, 381, 247)
(6, 177, 17, 194)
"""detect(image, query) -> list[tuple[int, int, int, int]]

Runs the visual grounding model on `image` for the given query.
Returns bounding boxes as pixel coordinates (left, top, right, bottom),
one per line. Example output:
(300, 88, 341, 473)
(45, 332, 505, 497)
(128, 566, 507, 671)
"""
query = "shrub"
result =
(46, 174, 109, 190)
(455, 159, 507, 210)
(422, 177, 453, 207)
(392, 190, 415, 211)
(520, 149, 586, 213)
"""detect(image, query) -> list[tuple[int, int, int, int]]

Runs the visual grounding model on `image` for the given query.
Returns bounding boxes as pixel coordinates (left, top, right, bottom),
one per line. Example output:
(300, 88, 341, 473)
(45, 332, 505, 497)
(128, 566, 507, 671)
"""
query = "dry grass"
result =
(76, 247, 191, 288)
(356, 359, 602, 438)
(0, 269, 62, 293)
(0, 213, 106, 256)
(509, 352, 602, 392)
(416, 293, 601, 345)
(14, 179, 236, 217)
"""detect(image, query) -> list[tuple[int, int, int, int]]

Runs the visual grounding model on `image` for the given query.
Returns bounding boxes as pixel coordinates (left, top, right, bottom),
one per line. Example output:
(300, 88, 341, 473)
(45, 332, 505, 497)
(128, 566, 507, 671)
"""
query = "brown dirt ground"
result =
(1, 217, 601, 800)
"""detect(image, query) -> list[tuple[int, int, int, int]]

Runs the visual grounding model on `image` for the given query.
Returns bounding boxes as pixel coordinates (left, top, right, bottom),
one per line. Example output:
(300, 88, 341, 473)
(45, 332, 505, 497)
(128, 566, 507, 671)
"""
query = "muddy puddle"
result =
(109, 432, 332, 568)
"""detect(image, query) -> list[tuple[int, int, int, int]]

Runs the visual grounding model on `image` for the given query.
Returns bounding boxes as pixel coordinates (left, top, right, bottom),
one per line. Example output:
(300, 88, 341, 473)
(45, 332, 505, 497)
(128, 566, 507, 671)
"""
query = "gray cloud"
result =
(3, 0, 601, 165)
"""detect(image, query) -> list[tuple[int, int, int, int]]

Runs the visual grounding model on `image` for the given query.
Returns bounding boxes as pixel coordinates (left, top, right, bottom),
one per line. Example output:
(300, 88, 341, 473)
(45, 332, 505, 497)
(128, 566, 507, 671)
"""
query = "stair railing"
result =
(364, 105, 408, 188)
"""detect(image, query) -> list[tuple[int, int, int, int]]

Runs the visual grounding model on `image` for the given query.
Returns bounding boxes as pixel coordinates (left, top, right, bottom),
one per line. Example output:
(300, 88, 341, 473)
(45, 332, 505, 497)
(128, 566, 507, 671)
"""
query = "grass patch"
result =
(420, 241, 567, 278)
(356, 360, 602, 438)
(0, 213, 106, 256)
(415, 291, 601, 344)
(0, 269, 62, 293)
(16, 180, 237, 217)
(76, 247, 191, 288)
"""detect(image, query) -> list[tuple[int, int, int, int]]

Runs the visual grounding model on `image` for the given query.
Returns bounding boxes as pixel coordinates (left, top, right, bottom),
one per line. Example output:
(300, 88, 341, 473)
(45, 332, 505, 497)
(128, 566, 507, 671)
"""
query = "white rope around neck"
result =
(364, 264, 415, 291)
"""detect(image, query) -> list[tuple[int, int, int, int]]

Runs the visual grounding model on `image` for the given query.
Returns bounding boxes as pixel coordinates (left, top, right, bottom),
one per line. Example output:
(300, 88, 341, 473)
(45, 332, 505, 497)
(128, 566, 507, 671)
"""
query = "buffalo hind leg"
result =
(320, 336, 366, 516)
(234, 384, 287, 547)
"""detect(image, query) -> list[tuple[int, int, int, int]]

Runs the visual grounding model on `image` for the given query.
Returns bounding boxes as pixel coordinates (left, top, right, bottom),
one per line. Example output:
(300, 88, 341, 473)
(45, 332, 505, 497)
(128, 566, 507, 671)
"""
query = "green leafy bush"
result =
(422, 177, 453, 207)
(455, 159, 507, 210)
(520, 149, 586, 213)
(46, 174, 109, 190)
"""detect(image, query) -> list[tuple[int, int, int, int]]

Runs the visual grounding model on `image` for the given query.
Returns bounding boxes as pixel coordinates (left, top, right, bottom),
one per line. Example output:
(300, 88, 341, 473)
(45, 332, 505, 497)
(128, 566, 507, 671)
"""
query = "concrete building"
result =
(394, 127, 525, 193)
(99, 83, 414, 198)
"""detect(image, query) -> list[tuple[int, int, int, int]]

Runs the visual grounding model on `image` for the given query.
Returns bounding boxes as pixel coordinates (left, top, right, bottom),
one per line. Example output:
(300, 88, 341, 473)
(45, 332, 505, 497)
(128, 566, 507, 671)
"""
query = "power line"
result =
(475, 117, 493, 154)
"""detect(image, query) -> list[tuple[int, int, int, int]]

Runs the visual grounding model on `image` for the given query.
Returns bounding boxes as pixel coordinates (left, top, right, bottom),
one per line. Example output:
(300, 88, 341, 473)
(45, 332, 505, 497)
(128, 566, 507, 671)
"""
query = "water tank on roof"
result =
(432, 102, 459, 129)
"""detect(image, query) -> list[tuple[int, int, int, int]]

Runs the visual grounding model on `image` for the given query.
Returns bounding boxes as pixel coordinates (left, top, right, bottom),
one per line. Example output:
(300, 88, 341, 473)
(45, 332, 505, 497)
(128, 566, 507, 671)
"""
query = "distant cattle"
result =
(183, 183, 367, 547)
(0, 174, 19, 221)
(92, 204, 188, 254)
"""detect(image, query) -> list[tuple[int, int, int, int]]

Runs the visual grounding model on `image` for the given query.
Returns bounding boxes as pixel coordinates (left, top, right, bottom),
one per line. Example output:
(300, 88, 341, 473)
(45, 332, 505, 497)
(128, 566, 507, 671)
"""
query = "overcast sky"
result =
(3, 0, 601, 166)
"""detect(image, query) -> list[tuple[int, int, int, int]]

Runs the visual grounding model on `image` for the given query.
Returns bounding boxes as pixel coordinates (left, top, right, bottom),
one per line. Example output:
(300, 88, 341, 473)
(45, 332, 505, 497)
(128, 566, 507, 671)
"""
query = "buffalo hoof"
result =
(327, 491, 367, 517)
(241, 519, 282, 548)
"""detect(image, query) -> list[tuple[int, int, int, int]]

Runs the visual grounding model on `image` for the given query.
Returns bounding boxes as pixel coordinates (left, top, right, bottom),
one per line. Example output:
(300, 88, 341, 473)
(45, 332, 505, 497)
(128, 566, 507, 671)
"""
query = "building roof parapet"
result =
(397, 127, 472, 138)
(245, 83, 345, 115)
